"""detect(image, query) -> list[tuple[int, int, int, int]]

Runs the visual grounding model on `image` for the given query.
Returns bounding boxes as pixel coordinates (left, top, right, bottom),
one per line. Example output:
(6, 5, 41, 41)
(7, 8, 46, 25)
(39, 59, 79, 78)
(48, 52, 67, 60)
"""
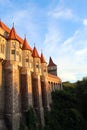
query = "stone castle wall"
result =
(0, 21, 62, 130)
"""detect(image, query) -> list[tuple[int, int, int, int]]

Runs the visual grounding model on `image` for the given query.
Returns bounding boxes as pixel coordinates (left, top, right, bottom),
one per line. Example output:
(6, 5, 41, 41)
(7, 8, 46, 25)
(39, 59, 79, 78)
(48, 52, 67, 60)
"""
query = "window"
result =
(19, 43, 22, 48)
(26, 59, 29, 62)
(1, 44, 4, 53)
(36, 64, 39, 68)
(11, 50, 15, 54)
(44, 69, 46, 72)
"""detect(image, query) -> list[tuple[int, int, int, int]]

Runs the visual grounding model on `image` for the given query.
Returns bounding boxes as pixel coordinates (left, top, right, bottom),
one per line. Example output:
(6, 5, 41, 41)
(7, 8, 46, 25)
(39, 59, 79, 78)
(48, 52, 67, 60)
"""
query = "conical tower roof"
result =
(22, 37, 32, 52)
(41, 52, 46, 63)
(32, 46, 40, 58)
(48, 57, 57, 67)
(8, 24, 17, 40)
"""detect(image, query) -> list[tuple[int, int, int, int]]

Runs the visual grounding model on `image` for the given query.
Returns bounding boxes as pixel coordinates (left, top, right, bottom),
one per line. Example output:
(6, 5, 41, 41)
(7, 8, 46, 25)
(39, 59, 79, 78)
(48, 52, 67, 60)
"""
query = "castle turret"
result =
(0, 20, 62, 130)
(0, 20, 10, 130)
(40, 53, 49, 110)
(7, 25, 22, 66)
(20, 37, 33, 112)
(32, 46, 41, 74)
(22, 37, 32, 68)
(3, 25, 22, 130)
(32, 46, 44, 125)
(48, 57, 57, 76)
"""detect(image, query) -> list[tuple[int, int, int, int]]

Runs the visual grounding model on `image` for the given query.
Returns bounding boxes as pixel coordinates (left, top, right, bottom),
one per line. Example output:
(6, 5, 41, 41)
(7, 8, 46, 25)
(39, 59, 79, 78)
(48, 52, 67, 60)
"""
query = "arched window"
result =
(1, 44, 4, 53)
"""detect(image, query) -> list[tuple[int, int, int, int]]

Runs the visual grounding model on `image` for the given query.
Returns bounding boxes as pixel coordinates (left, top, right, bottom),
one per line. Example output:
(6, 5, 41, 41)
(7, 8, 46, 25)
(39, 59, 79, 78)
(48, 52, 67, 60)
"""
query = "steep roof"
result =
(16, 35, 23, 44)
(48, 57, 57, 67)
(8, 26, 17, 40)
(41, 53, 46, 63)
(22, 37, 32, 52)
(32, 46, 40, 58)
(0, 20, 23, 44)
(0, 20, 10, 33)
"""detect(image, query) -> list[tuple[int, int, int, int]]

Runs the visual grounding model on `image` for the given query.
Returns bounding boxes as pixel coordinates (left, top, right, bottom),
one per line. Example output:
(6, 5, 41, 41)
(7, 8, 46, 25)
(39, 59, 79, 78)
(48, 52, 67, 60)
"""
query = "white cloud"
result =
(3, 3, 45, 47)
(2, 0, 87, 82)
(83, 19, 87, 27)
(43, 23, 62, 60)
(48, 7, 75, 20)
(75, 48, 87, 57)
(43, 20, 87, 82)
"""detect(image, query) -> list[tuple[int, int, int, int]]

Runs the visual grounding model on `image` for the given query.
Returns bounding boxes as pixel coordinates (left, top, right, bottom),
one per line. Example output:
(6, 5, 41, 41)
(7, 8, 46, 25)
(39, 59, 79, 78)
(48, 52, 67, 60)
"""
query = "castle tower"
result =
(20, 37, 33, 112)
(32, 46, 44, 125)
(40, 52, 49, 110)
(3, 25, 22, 130)
(0, 20, 8, 130)
(48, 57, 57, 76)
(0, 20, 62, 130)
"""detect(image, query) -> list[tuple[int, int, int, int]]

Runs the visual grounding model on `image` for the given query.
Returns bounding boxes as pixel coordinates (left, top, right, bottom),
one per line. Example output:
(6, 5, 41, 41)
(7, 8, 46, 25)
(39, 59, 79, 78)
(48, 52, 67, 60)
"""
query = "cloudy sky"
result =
(0, 0, 87, 82)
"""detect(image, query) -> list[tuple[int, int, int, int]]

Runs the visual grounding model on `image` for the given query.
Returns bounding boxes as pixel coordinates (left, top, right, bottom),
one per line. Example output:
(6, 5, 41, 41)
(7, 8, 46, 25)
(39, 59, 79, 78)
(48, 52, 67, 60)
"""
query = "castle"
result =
(0, 20, 62, 130)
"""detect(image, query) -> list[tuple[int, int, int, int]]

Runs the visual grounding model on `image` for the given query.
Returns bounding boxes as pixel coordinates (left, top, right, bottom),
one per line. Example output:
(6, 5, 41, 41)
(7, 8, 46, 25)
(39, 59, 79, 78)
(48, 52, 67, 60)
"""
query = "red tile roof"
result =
(0, 20, 23, 44)
(22, 37, 32, 52)
(0, 20, 10, 33)
(32, 46, 40, 58)
(16, 35, 23, 44)
(48, 73, 61, 81)
(8, 26, 17, 40)
(48, 57, 56, 67)
(41, 53, 46, 63)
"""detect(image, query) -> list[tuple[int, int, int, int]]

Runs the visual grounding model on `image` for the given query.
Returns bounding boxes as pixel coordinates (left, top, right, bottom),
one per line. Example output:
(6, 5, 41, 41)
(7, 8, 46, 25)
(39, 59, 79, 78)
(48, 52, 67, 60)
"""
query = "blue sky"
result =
(0, 0, 87, 82)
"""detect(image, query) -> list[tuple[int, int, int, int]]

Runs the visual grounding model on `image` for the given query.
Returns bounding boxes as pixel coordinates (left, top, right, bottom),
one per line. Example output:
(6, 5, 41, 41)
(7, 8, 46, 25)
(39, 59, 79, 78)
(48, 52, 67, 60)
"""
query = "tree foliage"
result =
(45, 77, 87, 130)
(19, 76, 87, 130)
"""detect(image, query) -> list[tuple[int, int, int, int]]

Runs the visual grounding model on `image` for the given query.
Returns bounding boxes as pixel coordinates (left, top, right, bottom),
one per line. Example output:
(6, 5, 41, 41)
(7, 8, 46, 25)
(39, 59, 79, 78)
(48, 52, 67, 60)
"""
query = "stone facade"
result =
(0, 20, 62, 130)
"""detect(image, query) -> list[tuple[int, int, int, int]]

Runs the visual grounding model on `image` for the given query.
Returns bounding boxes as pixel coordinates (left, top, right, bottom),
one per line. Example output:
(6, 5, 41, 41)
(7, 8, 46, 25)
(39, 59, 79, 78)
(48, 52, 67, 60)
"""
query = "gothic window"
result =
(26, 58, 29, 62)
(19, 43, 22, 48)
(1, 44, 4, 53)
(11, 50, 15, 54)
(26, 55, 29, 62)
(44, 69, 46, 72)
(36, 64, 39, 68)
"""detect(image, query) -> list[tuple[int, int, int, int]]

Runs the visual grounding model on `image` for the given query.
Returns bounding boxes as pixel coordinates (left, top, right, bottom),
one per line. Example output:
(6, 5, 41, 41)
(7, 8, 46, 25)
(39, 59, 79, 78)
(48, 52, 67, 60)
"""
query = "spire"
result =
(41, 52, 46, 63)
(22, 37, 32, 52)
(8, 24, 17, 40)
(0, 19, 10, 33)
(32, 46, 40, 58)
(48, 57, 57, 67)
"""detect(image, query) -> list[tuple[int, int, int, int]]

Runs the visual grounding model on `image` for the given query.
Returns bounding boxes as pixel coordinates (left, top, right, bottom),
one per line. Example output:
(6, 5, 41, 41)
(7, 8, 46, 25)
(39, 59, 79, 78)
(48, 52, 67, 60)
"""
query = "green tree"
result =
(25, 107, 38, 130)
(45, 89, 87, 130)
